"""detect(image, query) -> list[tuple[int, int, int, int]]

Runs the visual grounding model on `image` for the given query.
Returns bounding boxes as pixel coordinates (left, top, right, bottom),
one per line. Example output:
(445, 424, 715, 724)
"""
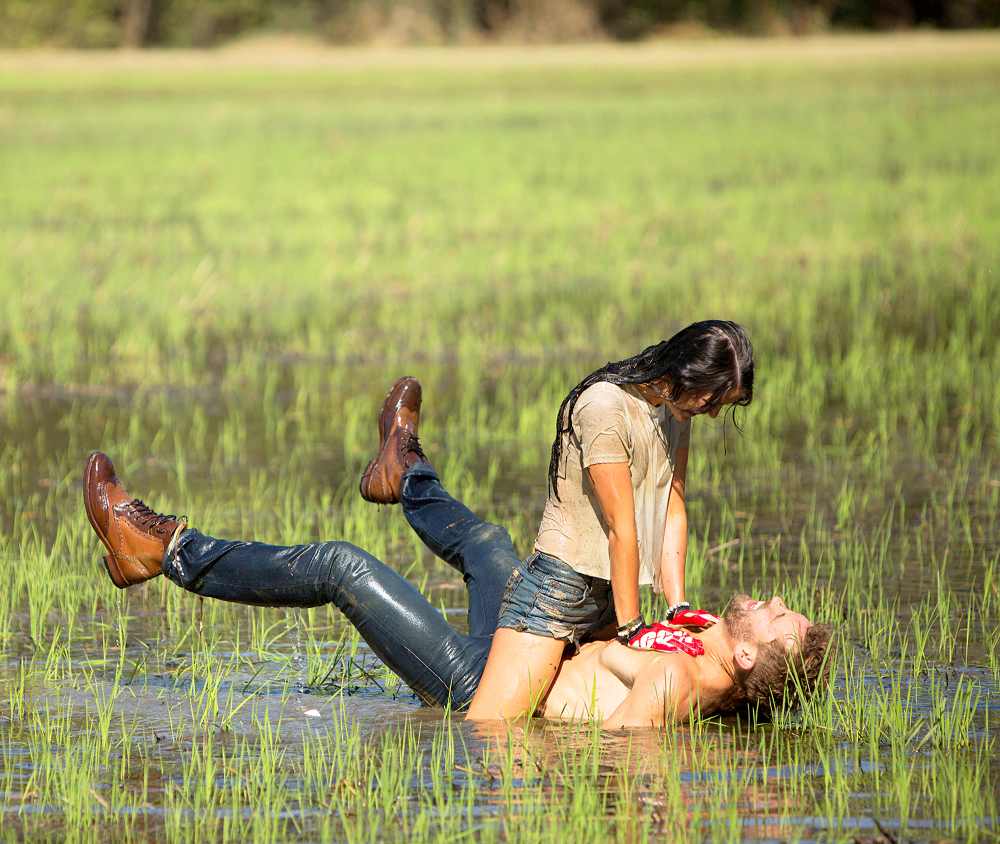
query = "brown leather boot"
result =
(83, 451, 187, 589)
(359, 376, 429, 504)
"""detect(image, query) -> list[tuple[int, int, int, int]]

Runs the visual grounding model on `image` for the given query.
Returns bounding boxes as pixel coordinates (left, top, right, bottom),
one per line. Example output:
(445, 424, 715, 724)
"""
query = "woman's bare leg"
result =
(465, 629, 565, 720)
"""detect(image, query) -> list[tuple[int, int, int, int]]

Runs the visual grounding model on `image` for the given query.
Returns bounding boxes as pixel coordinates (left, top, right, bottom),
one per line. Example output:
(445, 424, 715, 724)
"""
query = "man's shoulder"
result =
(636, 649, 698, 678)
(598, 646, 701, 728)
(633, 650, 699, 709)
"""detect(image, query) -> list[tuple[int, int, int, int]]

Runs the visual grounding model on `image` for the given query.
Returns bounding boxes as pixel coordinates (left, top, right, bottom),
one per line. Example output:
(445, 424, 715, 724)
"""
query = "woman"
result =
(464, 320, 754, 720)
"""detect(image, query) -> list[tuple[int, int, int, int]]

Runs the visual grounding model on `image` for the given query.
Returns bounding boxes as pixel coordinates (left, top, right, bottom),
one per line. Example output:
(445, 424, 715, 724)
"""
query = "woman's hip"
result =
(496, 551, 613, 646)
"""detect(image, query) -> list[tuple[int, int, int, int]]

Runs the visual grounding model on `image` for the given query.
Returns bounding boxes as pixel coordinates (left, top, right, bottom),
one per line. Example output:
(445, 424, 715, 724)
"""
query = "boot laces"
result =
(401, 432, 427, 463)
(126, 498, 178, 532)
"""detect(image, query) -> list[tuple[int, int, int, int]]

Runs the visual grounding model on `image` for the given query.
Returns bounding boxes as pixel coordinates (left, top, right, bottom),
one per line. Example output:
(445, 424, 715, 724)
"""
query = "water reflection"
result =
(1, 384, 997, 839)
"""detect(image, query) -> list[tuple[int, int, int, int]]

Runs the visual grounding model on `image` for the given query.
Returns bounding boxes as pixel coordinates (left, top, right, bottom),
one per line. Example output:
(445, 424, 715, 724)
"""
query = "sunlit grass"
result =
(0, 38, 998, 841)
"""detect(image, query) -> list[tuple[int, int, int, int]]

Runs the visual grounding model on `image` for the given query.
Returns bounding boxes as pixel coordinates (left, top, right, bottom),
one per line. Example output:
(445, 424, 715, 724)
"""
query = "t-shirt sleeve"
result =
(573, 385, 632, 467)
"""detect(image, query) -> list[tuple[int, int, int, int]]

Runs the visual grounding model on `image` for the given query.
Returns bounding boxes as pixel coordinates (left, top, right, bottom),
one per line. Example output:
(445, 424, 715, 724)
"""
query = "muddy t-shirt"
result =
(534, 382, 691, 586)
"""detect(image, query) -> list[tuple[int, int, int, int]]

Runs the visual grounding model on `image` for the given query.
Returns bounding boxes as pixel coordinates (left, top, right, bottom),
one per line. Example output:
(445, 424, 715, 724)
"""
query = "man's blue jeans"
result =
(161, 463, 517, 709)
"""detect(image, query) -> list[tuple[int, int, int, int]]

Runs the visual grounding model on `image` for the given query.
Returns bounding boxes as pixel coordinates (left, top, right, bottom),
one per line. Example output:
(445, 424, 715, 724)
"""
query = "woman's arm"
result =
(658, 445, 689, 608)
(587, 462, 640, 625)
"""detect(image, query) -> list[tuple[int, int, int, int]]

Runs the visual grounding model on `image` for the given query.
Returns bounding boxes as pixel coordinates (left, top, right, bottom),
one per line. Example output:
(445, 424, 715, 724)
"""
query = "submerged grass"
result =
(0, 35, 998, 841)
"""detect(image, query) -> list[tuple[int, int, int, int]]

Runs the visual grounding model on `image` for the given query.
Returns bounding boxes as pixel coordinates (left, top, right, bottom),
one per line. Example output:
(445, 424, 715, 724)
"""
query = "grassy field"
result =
(1, 34, 998, 841)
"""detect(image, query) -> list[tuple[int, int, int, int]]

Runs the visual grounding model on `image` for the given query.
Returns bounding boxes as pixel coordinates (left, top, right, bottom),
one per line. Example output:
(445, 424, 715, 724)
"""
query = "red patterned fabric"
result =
(627, 622, 705, 656)
(670, 608, 721, 628)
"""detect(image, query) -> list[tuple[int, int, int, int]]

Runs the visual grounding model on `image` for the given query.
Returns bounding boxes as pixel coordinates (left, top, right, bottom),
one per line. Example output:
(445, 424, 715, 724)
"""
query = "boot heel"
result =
(102, 554, 129, 589)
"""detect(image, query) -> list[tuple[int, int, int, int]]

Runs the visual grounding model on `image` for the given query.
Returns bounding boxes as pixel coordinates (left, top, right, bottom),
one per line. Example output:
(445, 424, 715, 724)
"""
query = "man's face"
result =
(723, 593, 811, 652)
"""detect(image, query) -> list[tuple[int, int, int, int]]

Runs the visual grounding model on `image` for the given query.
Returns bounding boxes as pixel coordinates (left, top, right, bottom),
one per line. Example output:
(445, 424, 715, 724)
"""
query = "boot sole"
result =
(83, 452, 130, 589)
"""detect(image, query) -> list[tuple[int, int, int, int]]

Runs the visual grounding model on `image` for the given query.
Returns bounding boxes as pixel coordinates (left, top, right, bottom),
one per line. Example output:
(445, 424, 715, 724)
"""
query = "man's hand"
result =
(626, 622, 704, 656)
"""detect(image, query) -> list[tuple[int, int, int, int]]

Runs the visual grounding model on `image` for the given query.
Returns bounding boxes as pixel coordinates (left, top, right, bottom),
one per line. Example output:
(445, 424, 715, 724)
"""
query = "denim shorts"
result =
(496, 551, 614, 645)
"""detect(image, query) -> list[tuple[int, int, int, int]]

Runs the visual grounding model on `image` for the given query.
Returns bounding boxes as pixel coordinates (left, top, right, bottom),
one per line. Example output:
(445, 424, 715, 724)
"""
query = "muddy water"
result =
(1, 384, 997, 841)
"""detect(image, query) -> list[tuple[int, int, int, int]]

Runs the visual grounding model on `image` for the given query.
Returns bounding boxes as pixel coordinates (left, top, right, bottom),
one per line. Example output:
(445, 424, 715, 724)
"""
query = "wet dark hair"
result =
(546, 320, 754, 499)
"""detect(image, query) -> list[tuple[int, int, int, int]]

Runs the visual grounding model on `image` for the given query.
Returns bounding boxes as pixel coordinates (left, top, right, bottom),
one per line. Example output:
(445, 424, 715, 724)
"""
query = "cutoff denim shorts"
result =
(496, 551, 614, 646)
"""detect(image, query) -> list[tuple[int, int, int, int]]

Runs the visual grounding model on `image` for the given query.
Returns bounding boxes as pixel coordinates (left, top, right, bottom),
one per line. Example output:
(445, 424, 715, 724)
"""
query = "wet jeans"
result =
(161, 463, 519, 709)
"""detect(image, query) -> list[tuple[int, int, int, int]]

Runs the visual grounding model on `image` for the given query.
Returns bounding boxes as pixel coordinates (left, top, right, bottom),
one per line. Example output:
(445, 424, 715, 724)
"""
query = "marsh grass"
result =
(0, 35, 998, 841)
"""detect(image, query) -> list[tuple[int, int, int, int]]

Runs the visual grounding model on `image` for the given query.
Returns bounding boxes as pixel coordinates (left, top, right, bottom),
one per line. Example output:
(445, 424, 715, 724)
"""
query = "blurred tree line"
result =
(1, 0, 997, 47)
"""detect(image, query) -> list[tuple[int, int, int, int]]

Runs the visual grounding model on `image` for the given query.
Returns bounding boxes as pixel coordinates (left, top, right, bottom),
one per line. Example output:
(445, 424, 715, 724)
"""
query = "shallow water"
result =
(2, 45, 999, 839)
(2, 384, 997, 841)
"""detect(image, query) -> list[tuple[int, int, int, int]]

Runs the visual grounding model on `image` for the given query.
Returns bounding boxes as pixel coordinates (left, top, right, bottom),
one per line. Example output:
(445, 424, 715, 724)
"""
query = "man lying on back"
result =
(542, 592, 828, 726)
(83, 379, 832, 727)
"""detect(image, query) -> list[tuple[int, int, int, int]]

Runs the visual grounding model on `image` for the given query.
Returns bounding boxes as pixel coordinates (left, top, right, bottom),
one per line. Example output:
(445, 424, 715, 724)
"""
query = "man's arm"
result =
(598, 640, 655, 685)
(601, 654, 694, 729)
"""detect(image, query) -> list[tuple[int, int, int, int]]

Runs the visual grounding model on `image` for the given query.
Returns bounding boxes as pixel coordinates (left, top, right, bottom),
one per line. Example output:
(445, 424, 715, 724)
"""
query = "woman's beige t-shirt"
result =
(534, 381, 691, 587)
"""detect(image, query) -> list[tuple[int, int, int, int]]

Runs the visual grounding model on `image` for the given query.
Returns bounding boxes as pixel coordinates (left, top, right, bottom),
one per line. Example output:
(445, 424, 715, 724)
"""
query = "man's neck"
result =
(688, 623, 740, 707)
